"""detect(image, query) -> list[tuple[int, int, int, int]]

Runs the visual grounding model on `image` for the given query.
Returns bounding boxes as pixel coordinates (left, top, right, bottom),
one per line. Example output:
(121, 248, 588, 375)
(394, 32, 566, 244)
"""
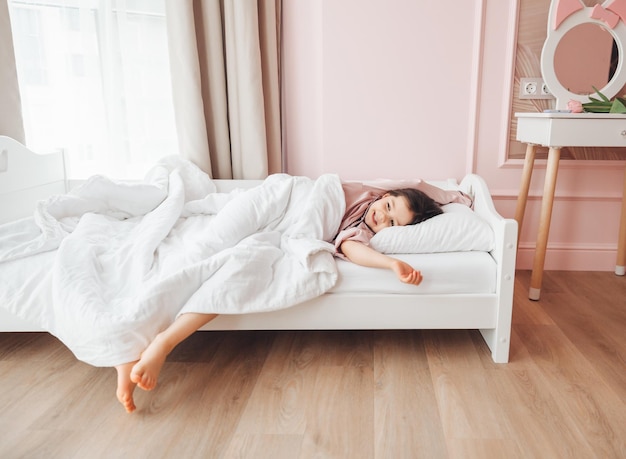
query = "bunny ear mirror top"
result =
(542, 0, 626, 109)
(552, 0, 584, 30)
(551, 0, 626, 31)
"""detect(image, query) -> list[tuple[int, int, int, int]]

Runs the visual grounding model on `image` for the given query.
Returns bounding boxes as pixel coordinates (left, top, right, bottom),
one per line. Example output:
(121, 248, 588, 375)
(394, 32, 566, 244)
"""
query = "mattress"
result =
(0, 249, 497, 329)
(331, 252, 496, 295)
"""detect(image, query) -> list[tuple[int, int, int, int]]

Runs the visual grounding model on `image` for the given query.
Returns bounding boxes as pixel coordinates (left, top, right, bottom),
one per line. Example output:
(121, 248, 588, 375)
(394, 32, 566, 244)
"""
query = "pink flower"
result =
(567, 100, 583, 113)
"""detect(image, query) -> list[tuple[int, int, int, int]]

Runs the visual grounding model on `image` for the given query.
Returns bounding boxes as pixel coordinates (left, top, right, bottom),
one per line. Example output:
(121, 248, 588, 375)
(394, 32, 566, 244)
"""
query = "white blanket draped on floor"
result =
(0, 157, 345, 366)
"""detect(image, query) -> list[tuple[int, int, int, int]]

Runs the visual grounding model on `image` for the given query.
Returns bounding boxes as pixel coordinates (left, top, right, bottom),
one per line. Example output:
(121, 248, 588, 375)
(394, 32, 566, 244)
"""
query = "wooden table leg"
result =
(529, 147, 561, 300)
(616, 165, 626, 276)
(515, 143, 536, 247)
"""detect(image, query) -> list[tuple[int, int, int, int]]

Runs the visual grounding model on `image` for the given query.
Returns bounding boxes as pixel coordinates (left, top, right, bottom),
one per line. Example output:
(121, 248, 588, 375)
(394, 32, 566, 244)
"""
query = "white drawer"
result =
(516, 113, 626, 148)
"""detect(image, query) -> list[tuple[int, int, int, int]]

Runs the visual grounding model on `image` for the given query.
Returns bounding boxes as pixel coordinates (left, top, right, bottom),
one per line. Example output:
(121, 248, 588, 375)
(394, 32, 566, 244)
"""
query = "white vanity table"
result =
(514, 0, 626, 300)
(515, 112, 626, 300)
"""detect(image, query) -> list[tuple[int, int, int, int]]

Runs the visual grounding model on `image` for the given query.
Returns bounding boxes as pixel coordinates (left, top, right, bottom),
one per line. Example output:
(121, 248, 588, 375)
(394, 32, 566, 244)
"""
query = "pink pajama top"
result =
(333, 179, 472, 258)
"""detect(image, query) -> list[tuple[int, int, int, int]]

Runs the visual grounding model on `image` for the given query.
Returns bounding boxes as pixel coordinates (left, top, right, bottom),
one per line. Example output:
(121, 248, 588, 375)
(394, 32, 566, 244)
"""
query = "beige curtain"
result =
(165, 0, 281, 179)
(0, 0, 25, 142)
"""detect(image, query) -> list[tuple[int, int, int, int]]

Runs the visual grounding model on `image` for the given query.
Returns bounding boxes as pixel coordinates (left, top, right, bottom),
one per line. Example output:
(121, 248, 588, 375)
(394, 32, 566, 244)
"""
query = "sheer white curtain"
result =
(7, 0, 178, 179)
(6, 0, 282, 180)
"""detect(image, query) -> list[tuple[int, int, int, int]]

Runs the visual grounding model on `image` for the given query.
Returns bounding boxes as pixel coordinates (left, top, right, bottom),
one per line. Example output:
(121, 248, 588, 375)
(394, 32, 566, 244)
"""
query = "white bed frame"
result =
(0, 136, 518, 363)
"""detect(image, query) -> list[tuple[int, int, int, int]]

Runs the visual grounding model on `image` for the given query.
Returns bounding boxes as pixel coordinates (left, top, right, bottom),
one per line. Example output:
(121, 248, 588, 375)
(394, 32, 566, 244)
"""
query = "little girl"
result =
(334, 179, 471, 285)
(115, 179, 471, 412)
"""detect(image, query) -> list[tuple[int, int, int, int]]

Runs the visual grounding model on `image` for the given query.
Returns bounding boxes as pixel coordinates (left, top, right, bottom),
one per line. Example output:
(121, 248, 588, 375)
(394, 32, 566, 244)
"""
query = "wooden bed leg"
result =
(529, 147, 561, 300)
(515, 143, 536, 246)
(616, 165, 626, 276)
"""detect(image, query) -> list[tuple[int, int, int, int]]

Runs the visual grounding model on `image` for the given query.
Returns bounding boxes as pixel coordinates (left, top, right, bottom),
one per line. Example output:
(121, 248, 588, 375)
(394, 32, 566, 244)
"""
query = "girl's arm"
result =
(340, 240, 422, 285)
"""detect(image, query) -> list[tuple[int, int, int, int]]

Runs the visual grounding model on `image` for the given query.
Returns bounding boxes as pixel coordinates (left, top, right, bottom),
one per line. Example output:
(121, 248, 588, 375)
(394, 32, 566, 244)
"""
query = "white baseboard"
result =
(516, 243, 619, 271)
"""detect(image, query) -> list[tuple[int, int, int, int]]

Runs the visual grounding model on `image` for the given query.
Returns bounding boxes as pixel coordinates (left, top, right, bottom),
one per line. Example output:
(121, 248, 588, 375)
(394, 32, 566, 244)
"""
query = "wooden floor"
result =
(0, 270, 624, 458)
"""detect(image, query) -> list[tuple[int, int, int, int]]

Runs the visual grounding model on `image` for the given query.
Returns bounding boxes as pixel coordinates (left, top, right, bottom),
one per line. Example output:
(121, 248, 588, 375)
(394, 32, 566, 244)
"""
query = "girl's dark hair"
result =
(387, 188, 443, 225)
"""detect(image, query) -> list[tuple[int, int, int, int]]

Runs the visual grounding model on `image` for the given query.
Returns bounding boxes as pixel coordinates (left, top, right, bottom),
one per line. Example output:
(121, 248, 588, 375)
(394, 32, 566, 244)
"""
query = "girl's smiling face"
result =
(365, 194, 415, 233)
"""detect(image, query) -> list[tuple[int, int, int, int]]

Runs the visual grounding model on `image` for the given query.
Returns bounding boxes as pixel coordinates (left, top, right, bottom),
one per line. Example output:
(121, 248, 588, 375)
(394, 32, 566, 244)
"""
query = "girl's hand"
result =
(340, 241, 423, 286)
(391, 260, 423, 286)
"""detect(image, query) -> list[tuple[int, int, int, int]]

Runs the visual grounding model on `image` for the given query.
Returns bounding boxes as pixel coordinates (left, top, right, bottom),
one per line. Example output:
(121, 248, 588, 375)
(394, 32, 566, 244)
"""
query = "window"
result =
(8, 0, 178, 179)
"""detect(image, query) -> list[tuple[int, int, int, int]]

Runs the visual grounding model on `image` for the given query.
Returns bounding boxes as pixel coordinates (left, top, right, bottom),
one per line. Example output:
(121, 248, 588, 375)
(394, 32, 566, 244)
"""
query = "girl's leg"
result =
(130, 313, 218, 391)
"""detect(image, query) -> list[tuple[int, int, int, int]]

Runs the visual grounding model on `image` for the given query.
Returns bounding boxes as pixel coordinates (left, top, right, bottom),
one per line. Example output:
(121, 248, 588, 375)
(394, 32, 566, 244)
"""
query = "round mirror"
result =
(554, 23, 617, 95)
(541, 0, 626, 109)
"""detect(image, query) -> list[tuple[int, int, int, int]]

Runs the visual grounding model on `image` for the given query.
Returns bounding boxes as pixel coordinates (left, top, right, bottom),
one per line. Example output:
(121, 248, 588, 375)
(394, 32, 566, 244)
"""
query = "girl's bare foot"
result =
(130, 313, 218, 391)
(130, 334, 170, 391)
(115, 362, 138, 413)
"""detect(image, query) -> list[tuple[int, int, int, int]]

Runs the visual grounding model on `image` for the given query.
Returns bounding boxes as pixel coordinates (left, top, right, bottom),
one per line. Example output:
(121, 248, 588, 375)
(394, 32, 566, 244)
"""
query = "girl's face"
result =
(365, 194, 414, 233)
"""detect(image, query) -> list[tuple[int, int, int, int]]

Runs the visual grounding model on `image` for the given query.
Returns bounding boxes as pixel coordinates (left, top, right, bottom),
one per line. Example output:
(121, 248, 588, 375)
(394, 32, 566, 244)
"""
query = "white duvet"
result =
(0, 157, 345, 366)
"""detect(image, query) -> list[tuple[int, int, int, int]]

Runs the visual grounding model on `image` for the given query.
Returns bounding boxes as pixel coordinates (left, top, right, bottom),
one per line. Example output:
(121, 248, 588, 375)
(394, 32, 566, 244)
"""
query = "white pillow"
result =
(369, 203, 495, 254)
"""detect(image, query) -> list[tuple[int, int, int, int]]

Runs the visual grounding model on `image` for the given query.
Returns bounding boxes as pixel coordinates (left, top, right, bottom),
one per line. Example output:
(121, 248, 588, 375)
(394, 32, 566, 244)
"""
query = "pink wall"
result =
(282, 0, 626, 271)
(282, 0, 479, 180)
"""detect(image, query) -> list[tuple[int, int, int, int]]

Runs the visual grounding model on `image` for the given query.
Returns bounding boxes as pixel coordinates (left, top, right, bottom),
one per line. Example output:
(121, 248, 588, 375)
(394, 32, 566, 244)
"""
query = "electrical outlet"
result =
(519, 77, 554, 99)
